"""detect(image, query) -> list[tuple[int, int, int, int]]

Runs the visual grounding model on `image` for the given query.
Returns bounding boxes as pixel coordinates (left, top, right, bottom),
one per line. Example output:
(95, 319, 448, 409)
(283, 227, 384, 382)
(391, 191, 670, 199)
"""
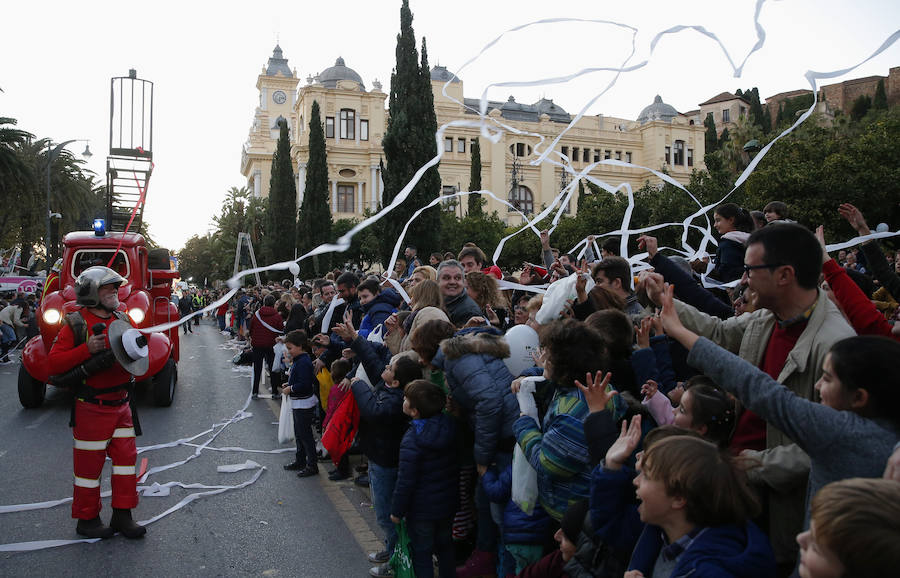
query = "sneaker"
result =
(251, 394, 259, 400)
(297, 466, 319, 478)
(368, 550, 391, 564)
(283, 461, 304, 471)
(369, 563, 394, 577)
(354, 474, 370, 487)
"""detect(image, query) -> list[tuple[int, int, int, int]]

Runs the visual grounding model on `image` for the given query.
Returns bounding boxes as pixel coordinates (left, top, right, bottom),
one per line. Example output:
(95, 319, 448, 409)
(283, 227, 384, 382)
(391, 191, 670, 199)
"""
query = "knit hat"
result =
(560, 498, 589, 543)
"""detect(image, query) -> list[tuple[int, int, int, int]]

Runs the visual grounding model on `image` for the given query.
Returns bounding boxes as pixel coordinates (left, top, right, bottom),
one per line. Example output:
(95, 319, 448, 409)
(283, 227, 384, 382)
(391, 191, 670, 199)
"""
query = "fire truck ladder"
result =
(106, 69, 154, 232)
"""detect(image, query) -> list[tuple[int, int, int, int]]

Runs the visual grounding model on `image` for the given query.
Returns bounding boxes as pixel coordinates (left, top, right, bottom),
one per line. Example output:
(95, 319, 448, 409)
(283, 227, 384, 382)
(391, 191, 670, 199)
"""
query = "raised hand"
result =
(641, 271, 666, 306)
(815, 225, 831, 265)
(636, 316, 653, 349)
(637, 235, 659, 259)
(659, 284, 698, 350)
(574, 371, 616, 414)
(605, 414, 642, 471)
(640, 379, 659, 401)
(838, 203, 869, 235)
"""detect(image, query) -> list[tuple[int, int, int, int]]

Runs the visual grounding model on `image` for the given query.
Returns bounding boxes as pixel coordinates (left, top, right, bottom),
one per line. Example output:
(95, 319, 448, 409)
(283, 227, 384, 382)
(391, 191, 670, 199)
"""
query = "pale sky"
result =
(3, 0, 898, 252)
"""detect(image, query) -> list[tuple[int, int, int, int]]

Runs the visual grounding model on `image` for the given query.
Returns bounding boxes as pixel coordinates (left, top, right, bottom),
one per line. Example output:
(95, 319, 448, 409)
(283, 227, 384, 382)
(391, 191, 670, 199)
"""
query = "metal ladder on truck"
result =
(106, 69, 154, 232)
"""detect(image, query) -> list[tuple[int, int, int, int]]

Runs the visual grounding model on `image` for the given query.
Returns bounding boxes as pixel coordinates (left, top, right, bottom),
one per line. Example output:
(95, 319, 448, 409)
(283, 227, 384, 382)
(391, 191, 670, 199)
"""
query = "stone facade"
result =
(697, 92, 751, 136)
(241, 47, 707, 224)
(819, 66, 900, 114)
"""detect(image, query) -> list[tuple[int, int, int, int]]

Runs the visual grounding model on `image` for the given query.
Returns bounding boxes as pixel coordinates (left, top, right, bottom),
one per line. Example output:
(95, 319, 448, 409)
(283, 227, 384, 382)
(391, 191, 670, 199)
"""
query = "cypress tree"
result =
(704, 114, 718, 152)
(873, 79, 888, 110)
(265, 119, 297, 268)
(297, 100, 332, 276)
(380, 0, 442, 263)
(747, 88, 767, 135)
(467, 137, 483, 216)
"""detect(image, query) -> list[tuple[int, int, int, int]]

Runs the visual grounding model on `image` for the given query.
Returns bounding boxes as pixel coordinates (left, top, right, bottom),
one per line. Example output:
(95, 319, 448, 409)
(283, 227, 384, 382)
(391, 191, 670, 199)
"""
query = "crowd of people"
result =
(188, 200, 899, 578)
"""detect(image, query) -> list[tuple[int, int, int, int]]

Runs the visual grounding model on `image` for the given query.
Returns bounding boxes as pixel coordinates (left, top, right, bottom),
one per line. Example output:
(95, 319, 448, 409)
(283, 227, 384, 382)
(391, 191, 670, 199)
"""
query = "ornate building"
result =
(241, 47, 707, 224)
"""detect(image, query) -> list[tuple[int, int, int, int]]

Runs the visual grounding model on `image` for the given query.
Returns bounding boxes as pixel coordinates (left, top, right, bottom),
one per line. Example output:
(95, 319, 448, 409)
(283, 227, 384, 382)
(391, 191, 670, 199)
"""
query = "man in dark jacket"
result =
(356, 279, 401, 339)
(248, 295, 284, 398)
(437, 260, 483, 327)
(178, 291, 194, 334)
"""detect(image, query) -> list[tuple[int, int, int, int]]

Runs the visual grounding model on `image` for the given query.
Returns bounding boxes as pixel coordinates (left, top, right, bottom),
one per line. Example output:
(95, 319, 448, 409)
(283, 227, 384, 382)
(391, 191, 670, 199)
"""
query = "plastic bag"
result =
(536, 272, 594, 325)
(368, 324, 385, 345)
(272, 342, 287, 373)
(511, 444, 539, 516)
(389, 519, 415, 578)
(277, 394, 294, 444)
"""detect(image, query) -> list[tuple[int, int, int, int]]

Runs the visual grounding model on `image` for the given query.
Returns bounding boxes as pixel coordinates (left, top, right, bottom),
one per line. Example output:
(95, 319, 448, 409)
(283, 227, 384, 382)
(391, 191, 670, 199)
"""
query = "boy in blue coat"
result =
(390, 380, 458, 578)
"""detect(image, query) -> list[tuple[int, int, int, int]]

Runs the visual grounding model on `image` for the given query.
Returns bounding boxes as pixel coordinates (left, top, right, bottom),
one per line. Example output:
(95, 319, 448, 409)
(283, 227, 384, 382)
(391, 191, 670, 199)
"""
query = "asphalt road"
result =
(0, 319, 380, 577)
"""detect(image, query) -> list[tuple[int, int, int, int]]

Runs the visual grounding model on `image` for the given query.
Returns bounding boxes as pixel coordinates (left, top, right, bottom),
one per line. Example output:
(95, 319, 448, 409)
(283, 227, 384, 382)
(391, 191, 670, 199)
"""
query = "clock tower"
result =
(241, 45, 300, 198)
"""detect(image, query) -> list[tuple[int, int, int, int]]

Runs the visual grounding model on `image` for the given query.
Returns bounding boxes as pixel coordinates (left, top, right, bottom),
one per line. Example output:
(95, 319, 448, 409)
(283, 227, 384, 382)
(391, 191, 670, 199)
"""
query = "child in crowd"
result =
(391, 380, 458, 578)
(641, 375, 736, 447)
(280, 330, 319, 478)
(798, 478, 900, 578)
(624, 436, 776, 577)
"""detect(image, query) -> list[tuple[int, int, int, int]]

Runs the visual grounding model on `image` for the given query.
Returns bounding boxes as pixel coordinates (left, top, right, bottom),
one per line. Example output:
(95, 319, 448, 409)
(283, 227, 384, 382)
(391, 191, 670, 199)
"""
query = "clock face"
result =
(273, 90, 287, 104)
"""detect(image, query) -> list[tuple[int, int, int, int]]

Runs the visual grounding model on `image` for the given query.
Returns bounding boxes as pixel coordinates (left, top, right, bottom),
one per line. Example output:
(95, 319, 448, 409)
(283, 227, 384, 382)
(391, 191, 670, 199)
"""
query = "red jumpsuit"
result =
(48, 308, 138, 520)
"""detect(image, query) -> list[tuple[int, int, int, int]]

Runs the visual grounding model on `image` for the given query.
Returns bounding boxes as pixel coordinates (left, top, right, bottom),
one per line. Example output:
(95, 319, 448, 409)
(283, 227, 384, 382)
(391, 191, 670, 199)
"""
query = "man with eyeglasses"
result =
(643, 222, 854, 571)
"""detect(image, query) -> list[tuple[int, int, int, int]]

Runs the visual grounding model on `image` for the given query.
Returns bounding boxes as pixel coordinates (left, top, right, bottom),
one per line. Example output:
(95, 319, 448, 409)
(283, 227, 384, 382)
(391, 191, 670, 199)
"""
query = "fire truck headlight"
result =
(42, 308, 62, 325)
(128, 308, 145, 324)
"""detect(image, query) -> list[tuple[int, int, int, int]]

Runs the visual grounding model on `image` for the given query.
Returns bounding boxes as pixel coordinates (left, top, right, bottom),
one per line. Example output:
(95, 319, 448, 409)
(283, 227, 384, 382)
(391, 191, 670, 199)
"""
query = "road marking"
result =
(25, 411, 54, 430)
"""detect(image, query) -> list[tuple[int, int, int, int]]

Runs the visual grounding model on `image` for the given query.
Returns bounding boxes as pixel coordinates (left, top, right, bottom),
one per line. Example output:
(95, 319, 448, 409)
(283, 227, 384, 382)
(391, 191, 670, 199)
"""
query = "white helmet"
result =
(74, 266, 126, 307)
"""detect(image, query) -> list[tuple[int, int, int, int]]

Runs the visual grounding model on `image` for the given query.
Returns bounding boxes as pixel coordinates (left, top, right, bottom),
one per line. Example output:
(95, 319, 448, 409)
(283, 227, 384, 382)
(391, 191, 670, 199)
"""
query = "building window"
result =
(739, 106, 746, 118)
(457, 138, 466, 153)
(561, 146, 568, 158)
(325, 117, 335, 138)
(444, 137, 453, 152)
(441, 185, 458, 211)
(593, 151, 600, 162)
(604, 150, 611, 160)
(508, 185, 534, 215)
(625, 151, 632, 163)
(516, 142, 526, 157)
(615, 151, 622, 161)
(360, 120, 369, 141)
(722, 109, 730, 123)
(687, 148, 693, 167)
(339, 109, 355, 139)
(572, 147, 579, 162)
(673, 140, 684, 165)
(583, 148, 590, 163)
(665, 146, 671, 165)
(337, 185, 355, 213)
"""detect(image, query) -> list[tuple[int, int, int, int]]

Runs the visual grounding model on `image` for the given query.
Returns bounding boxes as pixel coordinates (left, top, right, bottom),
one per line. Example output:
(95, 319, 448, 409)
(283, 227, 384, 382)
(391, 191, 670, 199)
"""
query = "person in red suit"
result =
(48, 266, 146, 539)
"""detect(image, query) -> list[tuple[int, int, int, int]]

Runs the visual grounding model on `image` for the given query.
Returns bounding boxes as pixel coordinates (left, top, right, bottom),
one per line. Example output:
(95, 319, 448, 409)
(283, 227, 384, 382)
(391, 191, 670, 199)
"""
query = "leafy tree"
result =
(704, 114, 719, 152)
(439, 209, 505, 260)
(297, 100, 332, 276)
(467, 138, 483, 216)
(873, 79, 888, 110)
(380, 0, 443, 263)
(331, 211, 382, 270)
(176, 233, 217, 286)
(850, 95, 872, 122)
(264, 119, 297, 270)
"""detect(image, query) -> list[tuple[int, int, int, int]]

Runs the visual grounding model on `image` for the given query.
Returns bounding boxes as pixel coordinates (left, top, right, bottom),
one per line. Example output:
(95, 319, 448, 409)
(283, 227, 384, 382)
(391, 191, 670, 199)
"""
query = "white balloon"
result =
(503, 324, 541, 376)
(288, 262, 300, 276)
(876, 223, 889, 233)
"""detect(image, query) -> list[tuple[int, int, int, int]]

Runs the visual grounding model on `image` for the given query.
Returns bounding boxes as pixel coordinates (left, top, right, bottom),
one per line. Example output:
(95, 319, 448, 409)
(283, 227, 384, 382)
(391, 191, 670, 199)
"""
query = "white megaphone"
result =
(108, 319, 150, 376)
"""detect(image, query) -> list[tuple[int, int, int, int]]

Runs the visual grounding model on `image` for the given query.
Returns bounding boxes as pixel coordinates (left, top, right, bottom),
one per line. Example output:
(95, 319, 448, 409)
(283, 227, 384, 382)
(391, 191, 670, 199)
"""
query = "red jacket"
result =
(249, 306, 284, 348)
(47, 308, 134, 401)
(823, 259, 899, 341)
(322, 392, 360, 466)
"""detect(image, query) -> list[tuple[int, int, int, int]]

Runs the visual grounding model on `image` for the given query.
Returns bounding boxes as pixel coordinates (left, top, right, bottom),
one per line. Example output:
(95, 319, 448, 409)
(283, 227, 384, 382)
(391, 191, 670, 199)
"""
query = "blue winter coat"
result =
(391, 412, 458, 521)
(481, 464, 551, 545)
(350, 336, 408, 468)
(628, 521, 776, 578)
(431, 327, 519, 466)
(358, 289, 402, 339)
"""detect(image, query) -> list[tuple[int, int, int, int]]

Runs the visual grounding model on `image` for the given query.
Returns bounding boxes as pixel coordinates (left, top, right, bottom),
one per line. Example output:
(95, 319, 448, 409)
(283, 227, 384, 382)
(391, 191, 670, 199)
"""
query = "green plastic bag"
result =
(389, 520, 415, 578)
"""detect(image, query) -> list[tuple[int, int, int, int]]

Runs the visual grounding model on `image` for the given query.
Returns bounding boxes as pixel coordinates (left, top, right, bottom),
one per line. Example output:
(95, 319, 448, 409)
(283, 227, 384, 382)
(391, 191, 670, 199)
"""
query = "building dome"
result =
(534, 98, 570, 123)
(431, 65, 461, 83)
(637, 95, 679, 124)
(266, 45, 293, 78)
(317, 57, 365, 90)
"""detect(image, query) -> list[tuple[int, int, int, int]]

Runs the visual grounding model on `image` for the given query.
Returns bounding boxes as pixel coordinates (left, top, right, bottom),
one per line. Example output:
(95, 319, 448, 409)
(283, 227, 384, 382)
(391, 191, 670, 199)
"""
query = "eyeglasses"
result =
(742, 263, 785, 275)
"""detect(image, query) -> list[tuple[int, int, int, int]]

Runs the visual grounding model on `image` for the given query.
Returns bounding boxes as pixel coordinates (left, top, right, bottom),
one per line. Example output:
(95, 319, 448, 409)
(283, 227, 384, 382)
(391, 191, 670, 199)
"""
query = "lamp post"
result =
(45, 139, 92, 271)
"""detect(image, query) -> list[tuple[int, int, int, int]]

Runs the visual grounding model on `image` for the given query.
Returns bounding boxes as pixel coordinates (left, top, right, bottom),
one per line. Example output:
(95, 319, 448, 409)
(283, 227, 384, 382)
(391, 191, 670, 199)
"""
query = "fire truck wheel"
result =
(153, 358, 177, 407)
(18, 365, 46, 409)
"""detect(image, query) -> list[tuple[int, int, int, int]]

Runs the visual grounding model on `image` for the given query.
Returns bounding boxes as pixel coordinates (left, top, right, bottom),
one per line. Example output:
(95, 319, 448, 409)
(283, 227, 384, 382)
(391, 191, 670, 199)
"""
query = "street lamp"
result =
(46, 139, 91, 271)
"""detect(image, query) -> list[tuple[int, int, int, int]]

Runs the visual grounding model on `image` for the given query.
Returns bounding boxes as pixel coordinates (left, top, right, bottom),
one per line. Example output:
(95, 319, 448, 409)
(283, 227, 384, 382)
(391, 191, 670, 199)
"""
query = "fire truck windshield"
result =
(71, 250, 130, 279)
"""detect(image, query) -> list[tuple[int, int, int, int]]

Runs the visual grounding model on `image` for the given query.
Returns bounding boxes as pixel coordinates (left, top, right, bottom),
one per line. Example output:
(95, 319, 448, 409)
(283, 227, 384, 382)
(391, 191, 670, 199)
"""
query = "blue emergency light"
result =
(93, 219, 106, 236)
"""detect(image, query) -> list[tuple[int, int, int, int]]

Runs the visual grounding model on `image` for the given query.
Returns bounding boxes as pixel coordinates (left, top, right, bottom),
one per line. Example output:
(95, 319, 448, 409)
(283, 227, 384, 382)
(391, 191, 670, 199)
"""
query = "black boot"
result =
(76, 516, 115, 539)
(110, 508, 147, 539)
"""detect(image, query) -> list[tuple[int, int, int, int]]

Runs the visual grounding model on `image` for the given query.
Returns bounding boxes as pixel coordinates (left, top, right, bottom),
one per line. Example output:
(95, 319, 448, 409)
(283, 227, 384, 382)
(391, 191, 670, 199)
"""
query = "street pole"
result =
(45, 139, 91, 271)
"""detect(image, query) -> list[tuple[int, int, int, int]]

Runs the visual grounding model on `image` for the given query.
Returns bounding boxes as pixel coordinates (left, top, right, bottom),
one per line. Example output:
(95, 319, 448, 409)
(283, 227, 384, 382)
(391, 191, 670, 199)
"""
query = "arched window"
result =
(508, 185, 534, 215)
